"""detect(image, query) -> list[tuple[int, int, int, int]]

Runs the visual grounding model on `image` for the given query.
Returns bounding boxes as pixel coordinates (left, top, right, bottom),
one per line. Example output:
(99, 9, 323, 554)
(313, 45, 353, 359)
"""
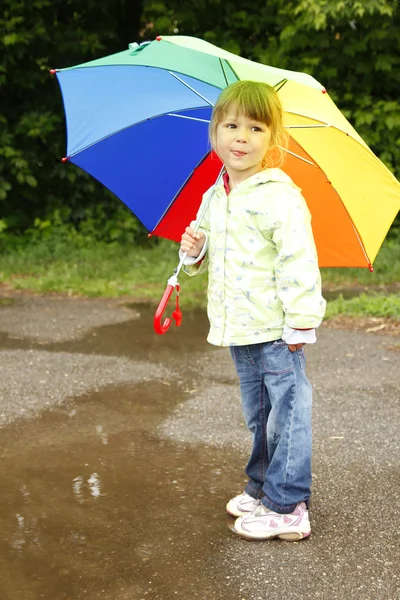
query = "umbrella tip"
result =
(369, 264, 374, 273)
(61, 156, 70, 163)
(148, 233, 154, 238)
(156, 36, 162, 41)
(322, 88, 327, 94)
(50, 69, 57, 74)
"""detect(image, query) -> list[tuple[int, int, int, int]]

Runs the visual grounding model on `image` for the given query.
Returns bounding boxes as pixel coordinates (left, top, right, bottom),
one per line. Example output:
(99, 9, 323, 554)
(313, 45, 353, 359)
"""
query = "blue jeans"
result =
(230, 340, 313, 515)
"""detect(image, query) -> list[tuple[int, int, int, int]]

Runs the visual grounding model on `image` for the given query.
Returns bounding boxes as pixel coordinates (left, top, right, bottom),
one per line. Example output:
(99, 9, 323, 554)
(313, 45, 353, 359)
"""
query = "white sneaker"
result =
(226, 492, 261, 517)
(234, 502, 311, 541)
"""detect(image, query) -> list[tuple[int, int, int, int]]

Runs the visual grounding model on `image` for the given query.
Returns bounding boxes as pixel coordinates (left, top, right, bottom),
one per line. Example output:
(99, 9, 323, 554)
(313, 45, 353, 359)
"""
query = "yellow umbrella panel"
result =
(278, 82, 400, 268)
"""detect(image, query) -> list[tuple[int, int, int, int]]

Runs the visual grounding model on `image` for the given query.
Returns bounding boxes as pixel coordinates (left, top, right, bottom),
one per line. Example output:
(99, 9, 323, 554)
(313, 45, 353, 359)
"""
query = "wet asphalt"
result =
(0, 293, 399, 600)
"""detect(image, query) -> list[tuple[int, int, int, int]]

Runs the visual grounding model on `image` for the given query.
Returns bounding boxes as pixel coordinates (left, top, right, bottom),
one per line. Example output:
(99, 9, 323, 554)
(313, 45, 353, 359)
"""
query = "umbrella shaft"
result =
(175, 168, 224, 278)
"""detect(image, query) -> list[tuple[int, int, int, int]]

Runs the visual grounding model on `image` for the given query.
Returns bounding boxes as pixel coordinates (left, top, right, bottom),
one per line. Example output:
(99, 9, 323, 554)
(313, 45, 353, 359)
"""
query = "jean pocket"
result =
(261, 341, 294, 375)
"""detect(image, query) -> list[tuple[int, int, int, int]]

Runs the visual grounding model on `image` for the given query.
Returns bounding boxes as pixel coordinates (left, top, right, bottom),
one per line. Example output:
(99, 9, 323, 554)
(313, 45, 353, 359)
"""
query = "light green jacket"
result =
(184, 168, 326, 346)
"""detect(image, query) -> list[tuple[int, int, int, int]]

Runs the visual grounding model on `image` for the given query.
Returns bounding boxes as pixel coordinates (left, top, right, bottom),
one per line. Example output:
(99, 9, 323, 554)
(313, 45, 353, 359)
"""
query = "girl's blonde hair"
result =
(209, 80, 288, 168)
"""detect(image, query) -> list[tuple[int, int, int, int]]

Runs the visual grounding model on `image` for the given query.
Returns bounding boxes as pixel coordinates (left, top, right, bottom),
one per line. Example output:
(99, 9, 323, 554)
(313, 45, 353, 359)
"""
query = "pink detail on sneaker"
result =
(290, 504, 306, 526)
(269, 519, 278, 528)
(283, 516, 292, 524)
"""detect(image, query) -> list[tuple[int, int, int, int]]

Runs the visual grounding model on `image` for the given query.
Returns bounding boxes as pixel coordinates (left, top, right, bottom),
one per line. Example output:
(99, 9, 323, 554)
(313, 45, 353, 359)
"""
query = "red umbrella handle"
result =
(154, 281, 182, 335)
(153, 171, 223, 336)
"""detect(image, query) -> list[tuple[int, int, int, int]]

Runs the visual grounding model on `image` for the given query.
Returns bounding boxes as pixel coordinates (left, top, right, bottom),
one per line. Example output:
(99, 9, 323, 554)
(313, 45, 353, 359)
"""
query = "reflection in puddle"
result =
(20, 484, 31, 502)
(72, 475, 85, 504)
(10, 509, 44, 556)
(0, 381, 238, 599)
(73, 472, 104, 502)
(9, 484, 45, 555)
(68, 531, 87, 545)
(10, 514, 26, 554)
(95, 423, 108, 445)
(87, 472, 102, 498)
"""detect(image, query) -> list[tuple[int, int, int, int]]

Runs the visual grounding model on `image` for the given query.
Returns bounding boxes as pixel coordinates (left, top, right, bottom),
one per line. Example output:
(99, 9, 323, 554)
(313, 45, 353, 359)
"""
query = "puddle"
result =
(0, 305, 239, 599)
(0, 297, 399, 599)
(0, 303, 212, 364)
(0, 381, 242, 600)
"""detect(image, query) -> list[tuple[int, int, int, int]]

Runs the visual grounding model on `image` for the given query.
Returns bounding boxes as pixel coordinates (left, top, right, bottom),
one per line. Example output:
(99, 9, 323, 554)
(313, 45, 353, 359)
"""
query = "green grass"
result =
(325, 293, 400, 319)
(0, 235, 399, 318)
(0, 238, 206, 306)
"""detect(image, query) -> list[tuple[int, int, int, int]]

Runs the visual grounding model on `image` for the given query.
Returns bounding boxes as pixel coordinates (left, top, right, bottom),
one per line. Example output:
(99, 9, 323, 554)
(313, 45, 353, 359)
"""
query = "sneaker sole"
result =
(277, 531, 311, 541)
(234, 529, 311, 542)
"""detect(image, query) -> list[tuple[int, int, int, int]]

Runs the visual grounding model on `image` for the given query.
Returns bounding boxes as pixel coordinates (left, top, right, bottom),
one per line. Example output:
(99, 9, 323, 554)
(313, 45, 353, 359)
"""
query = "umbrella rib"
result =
(175, 167, 225, 278)
(66, 107, 211, 158)
(285, 124, 331, 129)
(274, 79, 288, 92)
(151, 151, 214, 233)
(224, 61, 240, 82)
(285, 111, 330, 125)
(349, 224, 373, 268)
(287, 136, 373, 268)
(285, 118, 389, 165)
(168, 71, 214, 106)
(284, 112, 370, 149)
(219, 59, 229, 86)
(279, 146, 315, 166)
(167, 113, 210, 123)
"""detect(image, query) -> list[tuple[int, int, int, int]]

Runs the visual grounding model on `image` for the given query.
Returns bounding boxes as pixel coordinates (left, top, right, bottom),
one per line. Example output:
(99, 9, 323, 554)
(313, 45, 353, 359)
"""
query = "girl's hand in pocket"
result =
(288, 343, 305, 352)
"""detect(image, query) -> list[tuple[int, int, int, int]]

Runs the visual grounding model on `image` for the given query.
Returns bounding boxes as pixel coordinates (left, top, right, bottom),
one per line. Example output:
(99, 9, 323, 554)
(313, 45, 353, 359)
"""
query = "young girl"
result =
(180, 80, 326, 541)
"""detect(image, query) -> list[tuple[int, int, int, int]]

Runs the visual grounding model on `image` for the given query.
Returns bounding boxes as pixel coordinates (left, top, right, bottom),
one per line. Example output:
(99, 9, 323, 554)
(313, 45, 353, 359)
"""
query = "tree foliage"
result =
(1, 0, 144, 243)
(1, 0, 399, 243)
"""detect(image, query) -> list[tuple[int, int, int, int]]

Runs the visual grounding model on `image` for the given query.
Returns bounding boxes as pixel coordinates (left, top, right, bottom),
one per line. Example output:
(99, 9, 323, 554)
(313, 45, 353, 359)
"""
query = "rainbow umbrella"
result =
(52, 35, 400, 332)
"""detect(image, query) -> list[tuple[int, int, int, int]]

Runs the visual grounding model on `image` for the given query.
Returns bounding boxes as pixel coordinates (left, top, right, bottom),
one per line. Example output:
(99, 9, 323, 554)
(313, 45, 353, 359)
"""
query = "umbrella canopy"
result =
(53, 35, 400, 268)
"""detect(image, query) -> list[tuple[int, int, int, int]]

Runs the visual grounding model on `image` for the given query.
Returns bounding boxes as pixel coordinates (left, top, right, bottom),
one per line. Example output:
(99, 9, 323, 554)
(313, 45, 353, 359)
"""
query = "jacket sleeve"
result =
(271, 184, 326, 328)
(182, 189, 211, 277)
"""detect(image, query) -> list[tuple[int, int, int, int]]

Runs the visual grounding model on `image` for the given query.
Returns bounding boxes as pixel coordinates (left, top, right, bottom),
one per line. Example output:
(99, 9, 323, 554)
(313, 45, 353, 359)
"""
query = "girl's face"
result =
(214, 106, 272, 187)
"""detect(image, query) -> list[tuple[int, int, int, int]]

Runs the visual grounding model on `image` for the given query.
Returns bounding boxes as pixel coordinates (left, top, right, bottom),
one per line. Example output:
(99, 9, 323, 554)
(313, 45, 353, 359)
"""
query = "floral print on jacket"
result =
(184, 168, 326, 347)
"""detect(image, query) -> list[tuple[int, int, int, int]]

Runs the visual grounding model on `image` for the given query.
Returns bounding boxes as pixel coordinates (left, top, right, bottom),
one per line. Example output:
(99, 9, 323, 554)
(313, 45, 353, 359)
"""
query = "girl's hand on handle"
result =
(180, 227, 206, 257)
